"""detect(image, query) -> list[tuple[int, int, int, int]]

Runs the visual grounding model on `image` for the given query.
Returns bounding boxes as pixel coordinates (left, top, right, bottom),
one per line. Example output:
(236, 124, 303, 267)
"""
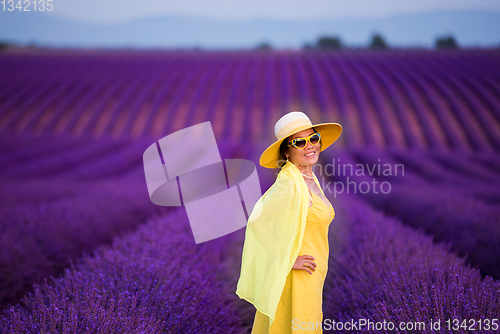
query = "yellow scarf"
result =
(236, 159, 319, 326)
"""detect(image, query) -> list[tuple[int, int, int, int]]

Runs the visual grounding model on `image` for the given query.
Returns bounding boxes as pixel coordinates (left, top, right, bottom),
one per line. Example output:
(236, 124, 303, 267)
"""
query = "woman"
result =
(236, 111, 342, 333)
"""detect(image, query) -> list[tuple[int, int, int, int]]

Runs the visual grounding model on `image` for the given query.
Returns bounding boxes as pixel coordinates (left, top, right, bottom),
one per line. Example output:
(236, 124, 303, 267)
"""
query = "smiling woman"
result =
(279, 130, 322, 168)
(236, 111, 342, 333)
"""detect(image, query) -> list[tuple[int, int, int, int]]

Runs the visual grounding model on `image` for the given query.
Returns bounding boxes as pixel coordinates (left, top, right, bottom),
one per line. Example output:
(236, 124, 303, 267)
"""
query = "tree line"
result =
(256, 33, 467, 51)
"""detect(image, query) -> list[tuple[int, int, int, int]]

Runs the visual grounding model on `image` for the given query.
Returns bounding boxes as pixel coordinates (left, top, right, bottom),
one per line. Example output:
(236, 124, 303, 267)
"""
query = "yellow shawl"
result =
(236, 159, 320, 326)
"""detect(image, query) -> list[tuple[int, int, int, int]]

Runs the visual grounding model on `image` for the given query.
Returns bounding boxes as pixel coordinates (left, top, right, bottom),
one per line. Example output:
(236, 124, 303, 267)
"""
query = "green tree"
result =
(315, 36, 343, 50)
(435, 35, 459, 49)
(0, 41, 8, 52)
(256, 42, 272, 51)
(369, 33, 388, 50)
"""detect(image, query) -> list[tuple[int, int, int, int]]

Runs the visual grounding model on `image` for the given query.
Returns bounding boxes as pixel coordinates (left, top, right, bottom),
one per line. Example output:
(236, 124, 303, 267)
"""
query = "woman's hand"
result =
(292, 255, 316, 275)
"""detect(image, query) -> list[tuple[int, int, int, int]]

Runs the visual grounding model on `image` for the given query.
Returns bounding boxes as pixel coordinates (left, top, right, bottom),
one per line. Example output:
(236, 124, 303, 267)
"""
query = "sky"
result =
(49, 0, 500, 24)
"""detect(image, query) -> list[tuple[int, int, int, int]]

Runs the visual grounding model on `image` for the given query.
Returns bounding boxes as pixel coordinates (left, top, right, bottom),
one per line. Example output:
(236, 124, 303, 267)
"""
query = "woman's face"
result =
(285, 128, 321, 167)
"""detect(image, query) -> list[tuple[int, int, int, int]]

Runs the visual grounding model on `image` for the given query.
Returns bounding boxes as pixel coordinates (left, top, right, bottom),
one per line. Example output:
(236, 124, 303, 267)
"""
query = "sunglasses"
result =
(287, 132, 321, 150)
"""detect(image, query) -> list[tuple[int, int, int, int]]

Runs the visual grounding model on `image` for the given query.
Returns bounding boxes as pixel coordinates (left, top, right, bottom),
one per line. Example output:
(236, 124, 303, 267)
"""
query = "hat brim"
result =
(259, 122, 342, 169)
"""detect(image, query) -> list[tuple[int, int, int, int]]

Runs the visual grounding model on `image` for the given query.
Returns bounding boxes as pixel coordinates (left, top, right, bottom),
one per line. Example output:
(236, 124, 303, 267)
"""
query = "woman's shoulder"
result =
(275, 170, 297, 185)
(268, 171, 297, 194)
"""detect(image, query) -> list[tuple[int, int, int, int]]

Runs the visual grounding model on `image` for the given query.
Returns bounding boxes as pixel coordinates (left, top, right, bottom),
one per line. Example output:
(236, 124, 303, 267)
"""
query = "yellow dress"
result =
(251, 190, 335, 333)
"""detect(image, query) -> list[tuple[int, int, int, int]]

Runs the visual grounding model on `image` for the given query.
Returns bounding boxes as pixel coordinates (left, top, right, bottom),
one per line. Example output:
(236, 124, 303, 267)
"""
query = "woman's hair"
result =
(277, 138, 290, 168)
(278, 127, 320, 168)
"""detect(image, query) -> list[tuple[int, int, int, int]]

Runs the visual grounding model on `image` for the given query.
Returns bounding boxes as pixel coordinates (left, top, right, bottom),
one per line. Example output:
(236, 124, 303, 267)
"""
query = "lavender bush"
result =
(323, 194, 500, 334)
(362, 178, 500, 280)
(0, 209, 243, 333)
(0, 49, 499, 333)
(0, 178, 81, 210)
(321, 149, 500, 280)
(65, 138, 152, 180)
(347, 146, 500, 205)
(0, 136, 92, 175)
(0, 178, 168, 310)
(2, 138, 128, 179)
(387, 149, 500, 204)
(0, 134, 243, 312)
(0, 50, 498, 148)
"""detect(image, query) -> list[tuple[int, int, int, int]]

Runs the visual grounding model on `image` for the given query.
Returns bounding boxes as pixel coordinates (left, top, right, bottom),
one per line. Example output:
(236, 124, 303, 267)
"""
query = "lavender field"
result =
(0, 49, 499, 333)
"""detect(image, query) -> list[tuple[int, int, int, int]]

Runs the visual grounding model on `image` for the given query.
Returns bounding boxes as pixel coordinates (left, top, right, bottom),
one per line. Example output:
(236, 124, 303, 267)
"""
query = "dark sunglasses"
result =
(287, 132, 321, 150)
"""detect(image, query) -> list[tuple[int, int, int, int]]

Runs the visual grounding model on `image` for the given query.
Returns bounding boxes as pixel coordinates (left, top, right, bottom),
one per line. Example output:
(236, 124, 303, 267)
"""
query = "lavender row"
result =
(0, 135, 146, 208)
(0, 134, 243, 181)
(0, 133, 64, 155)
(0, 178, 81, 210)
(0, 136, 243, 310)
(222, 163, 500, 333)
(350, 147, 500, 204)
(362, 179, 500, 280)
(0, 209, 244, 333)
(1, 152, 498, 333)
(0, 178, 168, 310)
(64, 137, 152, 180)
(387, 149, 500, 204)
(320, 149, 500, 280)
(0, 150, 286, 333)
(424, 149, 500, 184)
(1, 137, 132, 179)
(0, 135, 92, 174)
(347, 148, 500, 277)
(323, 194, 500, 333)
(2, 50, 499, 150)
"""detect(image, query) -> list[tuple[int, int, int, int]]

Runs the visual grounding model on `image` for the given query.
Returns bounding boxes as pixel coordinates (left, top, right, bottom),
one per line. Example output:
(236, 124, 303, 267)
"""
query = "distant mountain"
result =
(0, 9, 499, 49)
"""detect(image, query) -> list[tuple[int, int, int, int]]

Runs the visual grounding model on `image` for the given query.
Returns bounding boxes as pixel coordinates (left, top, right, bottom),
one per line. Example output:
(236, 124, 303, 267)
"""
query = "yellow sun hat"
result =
(259, 111, 342, 169)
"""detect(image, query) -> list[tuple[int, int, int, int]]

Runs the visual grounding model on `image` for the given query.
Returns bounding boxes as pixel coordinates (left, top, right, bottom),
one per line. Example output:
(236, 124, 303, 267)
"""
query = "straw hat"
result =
(259, 111, 342, 169)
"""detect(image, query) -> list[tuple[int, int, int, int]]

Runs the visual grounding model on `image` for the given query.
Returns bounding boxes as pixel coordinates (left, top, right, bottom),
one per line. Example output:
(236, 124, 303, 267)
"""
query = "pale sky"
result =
(50, 0, 500, 24)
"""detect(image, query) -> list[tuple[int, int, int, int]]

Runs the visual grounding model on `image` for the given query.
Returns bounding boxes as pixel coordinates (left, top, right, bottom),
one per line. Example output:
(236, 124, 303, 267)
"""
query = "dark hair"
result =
(277, 127, 320, 168)
(277, 138, 289, 168)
